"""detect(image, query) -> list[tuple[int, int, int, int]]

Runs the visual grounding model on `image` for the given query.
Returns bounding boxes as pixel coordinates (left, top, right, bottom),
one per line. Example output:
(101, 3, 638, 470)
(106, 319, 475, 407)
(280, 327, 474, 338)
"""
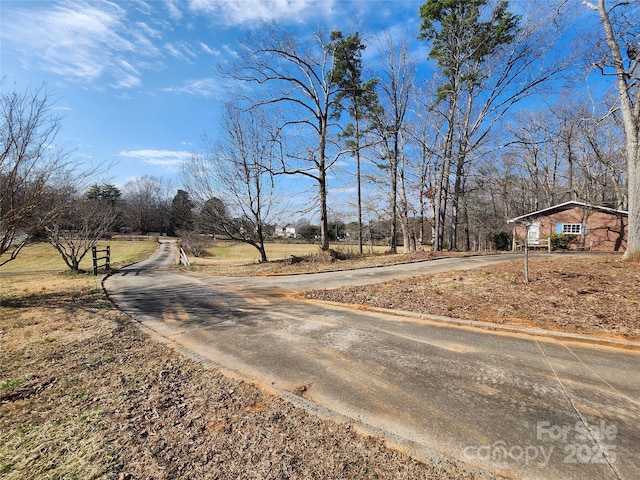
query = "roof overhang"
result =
(507, 201, 628, 224)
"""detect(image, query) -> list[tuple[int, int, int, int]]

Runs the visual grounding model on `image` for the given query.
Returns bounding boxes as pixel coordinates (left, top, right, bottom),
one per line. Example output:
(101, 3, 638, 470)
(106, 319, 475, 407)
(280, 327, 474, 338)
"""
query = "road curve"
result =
(104, 240, 640, 480)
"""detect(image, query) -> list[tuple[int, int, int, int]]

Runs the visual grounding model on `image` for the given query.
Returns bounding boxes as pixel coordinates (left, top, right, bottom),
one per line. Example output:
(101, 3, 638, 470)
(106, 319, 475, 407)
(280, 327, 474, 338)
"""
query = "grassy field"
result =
(187, 240, 454, 276)
(0, 240, 159, 274)
(0, 240, 159, 301)
(193, 240, 389, 263)
(0, 241, 484, 479)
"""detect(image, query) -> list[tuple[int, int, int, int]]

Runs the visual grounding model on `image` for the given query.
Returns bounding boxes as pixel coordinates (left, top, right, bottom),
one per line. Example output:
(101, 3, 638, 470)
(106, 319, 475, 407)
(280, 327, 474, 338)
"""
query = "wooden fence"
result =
(92, 245, 110, 276)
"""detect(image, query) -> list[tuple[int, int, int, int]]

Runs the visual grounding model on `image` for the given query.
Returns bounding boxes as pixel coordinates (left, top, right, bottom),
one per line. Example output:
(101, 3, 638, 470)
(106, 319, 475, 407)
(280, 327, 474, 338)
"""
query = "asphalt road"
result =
(104, 240, 640, 479)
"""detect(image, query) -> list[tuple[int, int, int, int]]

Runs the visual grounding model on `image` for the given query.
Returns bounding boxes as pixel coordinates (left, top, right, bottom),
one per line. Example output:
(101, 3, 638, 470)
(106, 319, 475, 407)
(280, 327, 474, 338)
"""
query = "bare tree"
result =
(0, 85, 74, 266)
(409, 81, 451, 249)
(182, 105, 280, 262)
(502, 93, 627, 214)
(406, 120, 438, 248)
(225, 24, 355, 251)
(505, 109, 568, 211)
(565, 99, 627, 208)
(45, 192, 119, 271)
(418, 0, 572, 250)
(451, 89, 628, 251)
(121, 176, 171, 234)
(369, 34, 416, 253)
(585, 0, 639, 259)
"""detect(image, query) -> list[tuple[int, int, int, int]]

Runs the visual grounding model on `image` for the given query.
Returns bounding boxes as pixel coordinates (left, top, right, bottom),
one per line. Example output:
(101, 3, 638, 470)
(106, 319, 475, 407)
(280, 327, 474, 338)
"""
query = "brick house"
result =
(507, 201, 628, 252)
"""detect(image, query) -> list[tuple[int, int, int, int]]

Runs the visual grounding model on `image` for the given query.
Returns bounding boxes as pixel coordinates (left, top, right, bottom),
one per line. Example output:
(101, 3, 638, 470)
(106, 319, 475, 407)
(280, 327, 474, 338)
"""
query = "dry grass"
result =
(0, 244, 493, 479)
(0, 291, 485, 479)
(5, 242, 636, 479)
(305, 254, 640, 341)
(189, 245, 479, 276)
(0, 241, 159, 310)
(191, 240, 389, 264)
(0, 240, 158, 275)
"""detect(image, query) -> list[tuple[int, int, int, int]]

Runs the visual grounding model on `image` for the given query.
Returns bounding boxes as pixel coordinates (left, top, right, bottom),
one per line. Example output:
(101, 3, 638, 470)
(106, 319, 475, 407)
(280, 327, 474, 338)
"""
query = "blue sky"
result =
(1, 0, 425, 190)
(1, 0, 611, 224)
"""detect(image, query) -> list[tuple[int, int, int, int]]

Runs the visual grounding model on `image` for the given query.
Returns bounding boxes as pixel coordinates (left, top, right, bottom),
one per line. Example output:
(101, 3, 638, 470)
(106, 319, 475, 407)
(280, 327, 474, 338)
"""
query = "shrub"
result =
(490, 232, 511, 251)
(548, 233, 576, 251)
(179, 232, 214, 257)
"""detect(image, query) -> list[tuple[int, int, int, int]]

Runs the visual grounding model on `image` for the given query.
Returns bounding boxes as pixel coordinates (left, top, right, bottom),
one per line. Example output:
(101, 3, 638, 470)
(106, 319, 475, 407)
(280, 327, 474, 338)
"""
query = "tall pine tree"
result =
(419, 0, 519, 250)
(330, 31, 378, 254)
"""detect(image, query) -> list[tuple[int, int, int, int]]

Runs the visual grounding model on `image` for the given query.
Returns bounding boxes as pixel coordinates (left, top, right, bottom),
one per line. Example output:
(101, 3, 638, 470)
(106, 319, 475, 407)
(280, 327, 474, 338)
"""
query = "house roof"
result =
(507, 201, 628, 224)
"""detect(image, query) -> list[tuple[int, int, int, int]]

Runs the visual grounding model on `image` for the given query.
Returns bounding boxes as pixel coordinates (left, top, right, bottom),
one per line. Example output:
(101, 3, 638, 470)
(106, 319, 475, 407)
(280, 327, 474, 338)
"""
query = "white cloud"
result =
(2, 2, 121, 79)
(161, 78, 225, 98)
(111, 74, 142, 89)
(118, 149, 193, 168)
(132, 0, 153, 16)
(187, 0, 335, 25)
(221, 44, 239, 58)
(330, 186, 357, 196)
(134, 21, 163, 42)
(164, 0, 183, 20)
(165, 41, 198, 61)
(199, 42, 221, 56)
(0, 0, 164, 88)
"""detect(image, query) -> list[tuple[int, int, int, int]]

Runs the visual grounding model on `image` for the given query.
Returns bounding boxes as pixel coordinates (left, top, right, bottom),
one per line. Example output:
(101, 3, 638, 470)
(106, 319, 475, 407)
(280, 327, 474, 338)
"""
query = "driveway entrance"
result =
(104, 240, 640, 479)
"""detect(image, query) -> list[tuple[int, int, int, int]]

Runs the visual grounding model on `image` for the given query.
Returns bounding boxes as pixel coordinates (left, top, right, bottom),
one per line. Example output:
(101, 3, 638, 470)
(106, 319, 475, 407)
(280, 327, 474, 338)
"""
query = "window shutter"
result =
(583, 224, 588, 234)
(556, 223, 563, 234)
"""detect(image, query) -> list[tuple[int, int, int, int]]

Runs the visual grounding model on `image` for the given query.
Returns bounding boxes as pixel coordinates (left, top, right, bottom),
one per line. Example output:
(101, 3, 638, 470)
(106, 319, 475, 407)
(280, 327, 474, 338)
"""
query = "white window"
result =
(562, 223, 582, 234)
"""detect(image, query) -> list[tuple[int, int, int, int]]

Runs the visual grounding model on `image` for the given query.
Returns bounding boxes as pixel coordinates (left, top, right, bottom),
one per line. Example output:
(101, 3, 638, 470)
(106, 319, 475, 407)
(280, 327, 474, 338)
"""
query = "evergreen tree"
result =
(418, 0, 520, 250)
(85, 183, 121, 204)
(330, 31, 378, 254)
(169, 189, 195, 236)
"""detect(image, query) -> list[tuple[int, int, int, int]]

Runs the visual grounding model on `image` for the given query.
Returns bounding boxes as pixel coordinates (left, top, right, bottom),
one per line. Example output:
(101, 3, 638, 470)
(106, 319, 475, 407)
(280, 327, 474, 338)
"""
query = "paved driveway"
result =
(104, 240, 640, 479)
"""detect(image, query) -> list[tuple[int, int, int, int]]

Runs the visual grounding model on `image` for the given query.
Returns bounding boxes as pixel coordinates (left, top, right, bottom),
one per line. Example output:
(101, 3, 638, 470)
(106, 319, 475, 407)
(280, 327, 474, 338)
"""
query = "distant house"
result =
(274, 224, 299, 239)
(507, 201, 628, 252)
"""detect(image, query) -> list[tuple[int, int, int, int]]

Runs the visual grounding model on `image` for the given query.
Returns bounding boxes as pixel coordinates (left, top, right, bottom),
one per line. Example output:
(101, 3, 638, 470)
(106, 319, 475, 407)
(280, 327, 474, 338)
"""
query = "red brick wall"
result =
(512, 207, 627, 252)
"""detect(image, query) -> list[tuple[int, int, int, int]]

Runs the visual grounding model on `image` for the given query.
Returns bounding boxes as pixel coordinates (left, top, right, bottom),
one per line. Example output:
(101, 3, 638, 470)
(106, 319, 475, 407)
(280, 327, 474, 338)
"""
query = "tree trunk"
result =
(318, 121, 330, 252)
(418, 188, 425, 249)
(399, 174, 411, 253)
(255, 220, 268, 263)
(434, 93, 456, 251)
(592, 0, 639, 259)
(389, 131, 399, 254)
(450, 155, 464, 250)
(434, 155, 450, 251)
(463, 188, 471, 251)
(355, 111, 364, 255)
(258, 246, 268, 263)
(435, 139, 453, 250)
(390, 163, 398, 253)
(319, 170, 330, 252)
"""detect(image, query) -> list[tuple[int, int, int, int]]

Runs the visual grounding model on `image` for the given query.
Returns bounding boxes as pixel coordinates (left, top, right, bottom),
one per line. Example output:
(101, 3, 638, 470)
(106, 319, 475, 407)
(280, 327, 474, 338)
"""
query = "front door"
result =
(527, 223, 540, 245)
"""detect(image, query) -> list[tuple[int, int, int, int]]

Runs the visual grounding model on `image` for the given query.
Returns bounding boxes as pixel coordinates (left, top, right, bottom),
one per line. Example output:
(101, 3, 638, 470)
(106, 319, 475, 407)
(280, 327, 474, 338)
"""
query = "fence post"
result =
(92, 245, 111, 276)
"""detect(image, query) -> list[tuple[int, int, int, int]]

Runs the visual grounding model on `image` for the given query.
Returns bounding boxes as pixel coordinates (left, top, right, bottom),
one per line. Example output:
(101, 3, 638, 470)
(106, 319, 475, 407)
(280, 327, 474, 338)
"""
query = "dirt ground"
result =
(3, 251, 638, 479)
(188, 249, 477, 276)
(304, 254, 640, 341)
(0, 276, 492, 479)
